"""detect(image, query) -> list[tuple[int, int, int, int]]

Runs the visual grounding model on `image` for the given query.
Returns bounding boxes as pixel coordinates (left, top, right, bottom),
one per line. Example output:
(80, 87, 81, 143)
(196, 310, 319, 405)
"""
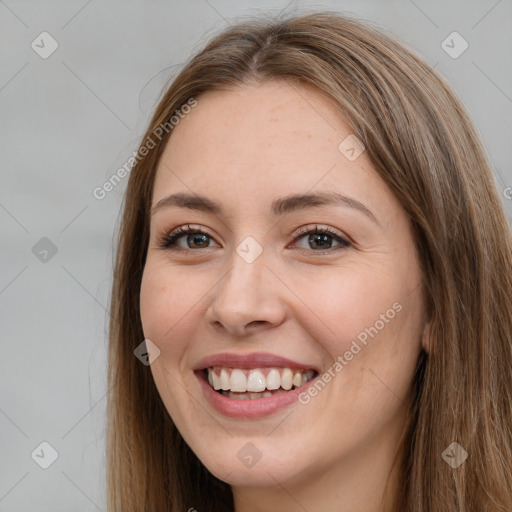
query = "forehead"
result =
(162, 81, 345, 169)
(153, 81, 396, 221)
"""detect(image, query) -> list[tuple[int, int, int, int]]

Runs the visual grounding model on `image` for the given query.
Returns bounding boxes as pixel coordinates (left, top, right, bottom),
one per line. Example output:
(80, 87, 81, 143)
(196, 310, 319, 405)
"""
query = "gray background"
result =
(1, 1, 511, 510)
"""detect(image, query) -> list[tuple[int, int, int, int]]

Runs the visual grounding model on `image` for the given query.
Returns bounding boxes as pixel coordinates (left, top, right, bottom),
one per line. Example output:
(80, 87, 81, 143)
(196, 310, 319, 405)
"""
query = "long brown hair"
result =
(107, 11, 512, 511)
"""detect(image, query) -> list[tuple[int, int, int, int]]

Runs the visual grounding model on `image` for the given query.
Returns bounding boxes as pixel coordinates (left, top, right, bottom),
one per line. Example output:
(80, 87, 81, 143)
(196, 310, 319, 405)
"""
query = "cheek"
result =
(298, 263, 401, 357)
(304, 263, 422, 406)
(139, 263, 197, 356)
(139, 264, 199, 420)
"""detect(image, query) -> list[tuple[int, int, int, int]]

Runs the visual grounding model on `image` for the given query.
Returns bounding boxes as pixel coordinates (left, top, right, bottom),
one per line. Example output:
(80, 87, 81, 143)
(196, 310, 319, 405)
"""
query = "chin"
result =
(208, 458, 298, 488)
(188, 436, 309, 488)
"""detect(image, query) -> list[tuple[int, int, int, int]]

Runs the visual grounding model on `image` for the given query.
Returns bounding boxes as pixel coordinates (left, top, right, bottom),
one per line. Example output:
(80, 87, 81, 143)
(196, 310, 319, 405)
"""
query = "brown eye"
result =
(157, 225, 219, 250)
(185, 233, 211, 249)
(292, 225, 351, 253)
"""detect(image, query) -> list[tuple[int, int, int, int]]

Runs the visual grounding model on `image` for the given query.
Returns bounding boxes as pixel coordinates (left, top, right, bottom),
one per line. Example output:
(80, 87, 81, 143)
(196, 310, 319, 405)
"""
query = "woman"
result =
(106, 11, 512, 511)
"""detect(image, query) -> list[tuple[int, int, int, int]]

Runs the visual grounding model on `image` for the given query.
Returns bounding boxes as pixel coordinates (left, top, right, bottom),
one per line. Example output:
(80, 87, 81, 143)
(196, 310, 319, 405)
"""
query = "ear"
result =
(421, 321, 432, 354)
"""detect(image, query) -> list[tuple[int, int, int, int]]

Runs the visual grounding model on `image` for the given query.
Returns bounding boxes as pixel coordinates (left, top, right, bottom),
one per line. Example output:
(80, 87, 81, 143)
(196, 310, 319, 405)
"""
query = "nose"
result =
(204, 247, 286, 337)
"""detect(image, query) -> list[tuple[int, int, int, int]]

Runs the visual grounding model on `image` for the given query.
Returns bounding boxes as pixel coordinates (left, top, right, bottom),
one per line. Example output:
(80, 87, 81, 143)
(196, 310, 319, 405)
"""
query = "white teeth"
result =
(212, 371, 221, 390)
(206, 367, 316, 394)
(230, 369, 247, 392)
(220, 368, 230, 391)
(266, 369, 281, 390)
(247, 369, 266, 392)
(281, 368, 293, 390)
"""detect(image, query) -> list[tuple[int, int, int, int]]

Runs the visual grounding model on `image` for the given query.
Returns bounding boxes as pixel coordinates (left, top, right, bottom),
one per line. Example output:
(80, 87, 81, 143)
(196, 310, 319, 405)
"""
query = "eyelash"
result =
(156, 224, 351, 255)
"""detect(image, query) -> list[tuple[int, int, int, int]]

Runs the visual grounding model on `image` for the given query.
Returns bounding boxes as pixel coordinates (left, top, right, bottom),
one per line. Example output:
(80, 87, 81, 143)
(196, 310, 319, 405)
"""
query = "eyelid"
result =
(293, 223, 345, 239)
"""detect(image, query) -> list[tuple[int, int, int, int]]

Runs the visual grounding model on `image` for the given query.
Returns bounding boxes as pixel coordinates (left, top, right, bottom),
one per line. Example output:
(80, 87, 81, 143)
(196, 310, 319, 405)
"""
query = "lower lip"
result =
(196, 371, 318, 419)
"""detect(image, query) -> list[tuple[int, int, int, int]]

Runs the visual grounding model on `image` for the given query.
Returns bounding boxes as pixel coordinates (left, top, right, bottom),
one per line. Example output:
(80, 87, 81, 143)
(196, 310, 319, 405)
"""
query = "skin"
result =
(139, 80, 430, 512)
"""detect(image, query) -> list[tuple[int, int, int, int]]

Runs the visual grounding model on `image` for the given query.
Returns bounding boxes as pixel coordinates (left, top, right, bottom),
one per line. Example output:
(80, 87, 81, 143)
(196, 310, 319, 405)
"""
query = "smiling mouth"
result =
(202, 367, 318, 400)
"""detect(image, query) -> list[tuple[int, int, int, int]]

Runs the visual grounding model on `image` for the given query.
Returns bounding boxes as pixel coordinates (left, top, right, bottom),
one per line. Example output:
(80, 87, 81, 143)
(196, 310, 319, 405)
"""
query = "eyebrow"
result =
(150, 191, 379, 224)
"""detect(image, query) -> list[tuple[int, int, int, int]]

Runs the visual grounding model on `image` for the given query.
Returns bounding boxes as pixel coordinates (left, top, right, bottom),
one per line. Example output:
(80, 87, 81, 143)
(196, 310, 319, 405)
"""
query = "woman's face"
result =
(140, 80, 428, 491)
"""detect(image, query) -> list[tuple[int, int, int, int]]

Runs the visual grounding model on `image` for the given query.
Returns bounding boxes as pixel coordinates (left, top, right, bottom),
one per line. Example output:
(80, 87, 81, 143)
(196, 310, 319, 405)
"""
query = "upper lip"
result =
(194, 352, 320, 372)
